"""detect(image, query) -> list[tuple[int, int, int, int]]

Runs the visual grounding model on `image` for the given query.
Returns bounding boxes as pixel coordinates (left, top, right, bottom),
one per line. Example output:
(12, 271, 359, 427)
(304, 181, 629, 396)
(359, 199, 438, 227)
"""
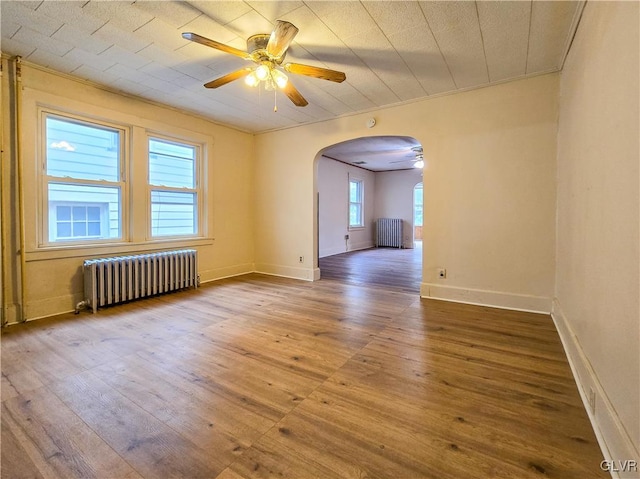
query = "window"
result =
(414, 183, 423, 227)
(148, 137, 200, 237)
(45, 115, 123, 243)
(349, 179, 364, 227)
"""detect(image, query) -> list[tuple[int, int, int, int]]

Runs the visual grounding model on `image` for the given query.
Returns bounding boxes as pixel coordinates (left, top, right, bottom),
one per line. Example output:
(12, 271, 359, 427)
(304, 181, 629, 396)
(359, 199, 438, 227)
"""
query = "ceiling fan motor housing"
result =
(247, 34, 285, 63)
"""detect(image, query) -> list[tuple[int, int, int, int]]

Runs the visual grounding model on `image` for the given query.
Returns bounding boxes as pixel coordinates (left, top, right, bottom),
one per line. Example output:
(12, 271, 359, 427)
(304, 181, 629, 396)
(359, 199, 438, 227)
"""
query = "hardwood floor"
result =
(319, 244, 422, 293)
(1, 263, 606, 478)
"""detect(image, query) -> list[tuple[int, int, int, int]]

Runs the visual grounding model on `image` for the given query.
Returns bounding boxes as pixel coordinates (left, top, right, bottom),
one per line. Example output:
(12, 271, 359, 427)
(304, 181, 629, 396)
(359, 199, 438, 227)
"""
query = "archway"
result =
(314, 135, 423, 291)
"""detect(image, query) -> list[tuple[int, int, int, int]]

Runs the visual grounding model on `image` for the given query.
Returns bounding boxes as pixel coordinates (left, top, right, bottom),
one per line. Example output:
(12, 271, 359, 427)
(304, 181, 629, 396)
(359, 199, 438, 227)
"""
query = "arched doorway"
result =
(315, 136, 423, 292)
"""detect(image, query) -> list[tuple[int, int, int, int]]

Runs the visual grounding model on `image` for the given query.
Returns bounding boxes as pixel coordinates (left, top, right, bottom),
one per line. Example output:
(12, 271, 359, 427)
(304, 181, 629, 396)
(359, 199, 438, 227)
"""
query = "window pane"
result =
(57, 205, 71, 221)
(46, 116, 120, 181)
(149, 138, 195, 188)
(349, 181, 360, 202)
(151, 190, 196, 237)
(87, 222, 101, 236)
(349, 204, 362, 226)
(87, 206, 101, 221)
(72, 206, 86, 221)
(73, 222, 87, 237)
(48, 183, 120, 242)
(57, 222, 71, 238)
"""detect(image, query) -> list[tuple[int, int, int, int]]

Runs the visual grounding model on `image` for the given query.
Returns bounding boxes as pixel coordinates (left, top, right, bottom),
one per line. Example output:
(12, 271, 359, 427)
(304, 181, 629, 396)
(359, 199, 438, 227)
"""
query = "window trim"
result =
(40, 110, 128, 247)
(348, 177, 364, 229)
(146, 133, 204, 240)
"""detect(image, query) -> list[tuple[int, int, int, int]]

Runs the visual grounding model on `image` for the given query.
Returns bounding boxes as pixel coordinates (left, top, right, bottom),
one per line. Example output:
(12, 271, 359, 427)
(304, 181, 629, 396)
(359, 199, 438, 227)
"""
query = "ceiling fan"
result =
(182, 20, 346, 108)
(390, 146, 425, 168)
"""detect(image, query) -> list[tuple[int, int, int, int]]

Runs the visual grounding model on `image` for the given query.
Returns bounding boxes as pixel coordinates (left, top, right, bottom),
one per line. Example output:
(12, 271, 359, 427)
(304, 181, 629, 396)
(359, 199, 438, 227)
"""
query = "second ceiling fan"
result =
(182, 20, 346, 108)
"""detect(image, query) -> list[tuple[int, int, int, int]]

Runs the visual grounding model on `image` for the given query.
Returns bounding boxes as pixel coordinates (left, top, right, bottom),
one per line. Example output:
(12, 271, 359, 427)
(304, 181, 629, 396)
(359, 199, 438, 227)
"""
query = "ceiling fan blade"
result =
(284, 63, 346, 83)
(182, 32, 251, 60)
(282, 81, 308, 107)
(204, 68, 252, 89)
(267, 20, 299, 59)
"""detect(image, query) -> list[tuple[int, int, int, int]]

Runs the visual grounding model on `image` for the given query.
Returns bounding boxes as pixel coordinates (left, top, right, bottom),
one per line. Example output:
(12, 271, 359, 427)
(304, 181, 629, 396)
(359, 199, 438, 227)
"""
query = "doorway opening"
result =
(315, 136, 423, 292)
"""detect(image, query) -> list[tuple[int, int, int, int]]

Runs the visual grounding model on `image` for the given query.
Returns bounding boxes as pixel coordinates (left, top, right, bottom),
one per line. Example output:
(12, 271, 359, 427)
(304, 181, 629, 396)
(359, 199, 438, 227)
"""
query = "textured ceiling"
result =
(2, 0, 584, 139)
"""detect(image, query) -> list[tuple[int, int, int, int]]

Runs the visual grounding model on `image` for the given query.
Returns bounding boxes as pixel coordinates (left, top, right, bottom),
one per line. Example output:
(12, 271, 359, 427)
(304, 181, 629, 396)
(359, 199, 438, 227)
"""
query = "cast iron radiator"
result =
(376, 218, 403, 248)
(78, 249, 197, 313)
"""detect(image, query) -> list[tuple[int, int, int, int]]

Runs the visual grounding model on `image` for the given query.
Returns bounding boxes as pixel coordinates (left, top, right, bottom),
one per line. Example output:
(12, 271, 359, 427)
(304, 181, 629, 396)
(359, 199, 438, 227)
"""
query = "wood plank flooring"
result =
(319, 244, 422, 293)
(1, 259, 606, 478)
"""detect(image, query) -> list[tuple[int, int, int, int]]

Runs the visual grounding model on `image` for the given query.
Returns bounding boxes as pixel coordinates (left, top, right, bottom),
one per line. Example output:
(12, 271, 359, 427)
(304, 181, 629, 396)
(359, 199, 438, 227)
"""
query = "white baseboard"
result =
(552, 299, 640, 479)
(254, 263, 316, 281)
(199, 263, 255, 283)
(421, 283, 552, 314)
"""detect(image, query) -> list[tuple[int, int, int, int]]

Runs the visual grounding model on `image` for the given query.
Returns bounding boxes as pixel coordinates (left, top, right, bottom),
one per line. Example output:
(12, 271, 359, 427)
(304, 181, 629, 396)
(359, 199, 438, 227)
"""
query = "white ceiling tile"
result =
(224, 9, 277, 39)
(71, 64, 120, 84)
(51, 25, 113, 55)
(92, 22, 153, 54)
(82, 1, 154, 33)
(341, 28, 423, 101)
(362, 1, 426, 37)
(528, 1, 581, 73)
(186, 1, 253, 26)
(179, 14, 238, 44)
(139, 62, 193, 83)
(99, 44, 151, 70)
(110, 77, 151, 96)
(133, 1, 202, 29)
(62, 47, 117, 72)
(246, 1, 305, 22)
(12, 25, 73, 57)
(133, 18, 188, 51)
(307, 1, 377, 39)
(420, 1, 489, 89)
(0, 1, 64, 37)
(477, 1, 530, 82)
(172, 62, 218, 82)
(387, 24, 455, 95)
(35, 1, 107, 33)
(136, 43, 190, 67)
(2, 20, 22, 39)
(0, 36, 37, 58)
(26, 48, 82, 73)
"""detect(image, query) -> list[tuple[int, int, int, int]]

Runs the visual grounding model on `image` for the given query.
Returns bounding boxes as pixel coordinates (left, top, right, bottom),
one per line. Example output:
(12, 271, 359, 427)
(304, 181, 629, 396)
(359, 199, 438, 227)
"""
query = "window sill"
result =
(25, 237, 215, 262)
(348, 226, 365, 231)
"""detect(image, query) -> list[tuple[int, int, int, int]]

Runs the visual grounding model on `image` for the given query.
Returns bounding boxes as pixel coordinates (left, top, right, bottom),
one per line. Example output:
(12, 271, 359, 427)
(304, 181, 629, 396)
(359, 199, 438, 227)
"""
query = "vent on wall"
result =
(352, 161, 367, 165)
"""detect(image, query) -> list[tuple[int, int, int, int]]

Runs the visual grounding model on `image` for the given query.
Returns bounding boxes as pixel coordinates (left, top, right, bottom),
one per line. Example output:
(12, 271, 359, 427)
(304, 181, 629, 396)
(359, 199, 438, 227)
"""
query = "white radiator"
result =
(79, 249, 197, 313)
(376, 218, 403, 248)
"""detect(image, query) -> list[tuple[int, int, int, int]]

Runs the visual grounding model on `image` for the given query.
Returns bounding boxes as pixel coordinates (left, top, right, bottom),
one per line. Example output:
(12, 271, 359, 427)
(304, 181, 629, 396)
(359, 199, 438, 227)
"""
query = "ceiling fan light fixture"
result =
(255, 64, 270, 81)
(271, 69, 288, 88)
(245, 71, 260, 87)
(414, 160, 425, 169)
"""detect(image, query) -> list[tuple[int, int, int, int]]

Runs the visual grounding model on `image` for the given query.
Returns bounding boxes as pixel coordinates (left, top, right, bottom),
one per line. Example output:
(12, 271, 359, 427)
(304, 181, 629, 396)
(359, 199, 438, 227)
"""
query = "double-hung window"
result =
(45, 114, 123, 244)
(148, 137, 200, 238)
(349, 179, 364, 228)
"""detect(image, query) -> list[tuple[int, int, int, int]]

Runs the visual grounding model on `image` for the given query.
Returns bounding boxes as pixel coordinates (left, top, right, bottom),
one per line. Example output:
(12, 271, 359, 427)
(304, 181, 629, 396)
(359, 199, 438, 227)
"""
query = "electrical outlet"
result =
(437, 268, 446, 279)
(299, 256, 304, 263)
(588, 387, 596, 414)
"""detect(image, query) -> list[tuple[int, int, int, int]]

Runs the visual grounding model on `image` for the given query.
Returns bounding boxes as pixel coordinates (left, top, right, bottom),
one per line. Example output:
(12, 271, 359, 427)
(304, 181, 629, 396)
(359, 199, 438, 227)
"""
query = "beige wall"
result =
(317, 158, 376, 257)
(1, 63, 255, 323)
(374, 168, 424, 249)
(255, 73, 559, 312)
(554, 1, 639, 471)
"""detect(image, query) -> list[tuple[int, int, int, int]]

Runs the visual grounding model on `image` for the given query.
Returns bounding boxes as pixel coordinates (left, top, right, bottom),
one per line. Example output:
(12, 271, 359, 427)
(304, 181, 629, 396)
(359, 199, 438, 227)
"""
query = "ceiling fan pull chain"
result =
(274, 88, 278, 112)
